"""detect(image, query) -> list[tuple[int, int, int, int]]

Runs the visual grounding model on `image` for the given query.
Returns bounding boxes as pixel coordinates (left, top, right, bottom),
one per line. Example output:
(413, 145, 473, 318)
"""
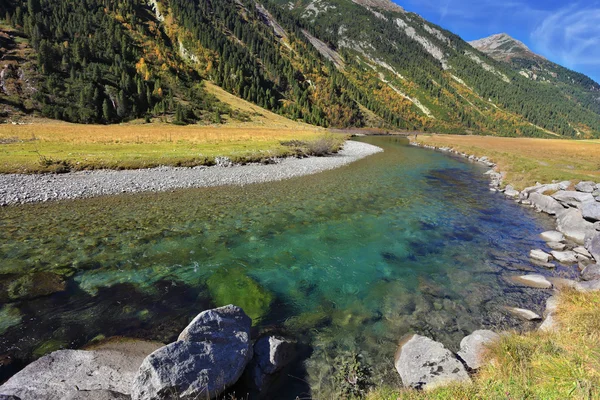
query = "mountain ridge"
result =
(1, 0, 599, 138)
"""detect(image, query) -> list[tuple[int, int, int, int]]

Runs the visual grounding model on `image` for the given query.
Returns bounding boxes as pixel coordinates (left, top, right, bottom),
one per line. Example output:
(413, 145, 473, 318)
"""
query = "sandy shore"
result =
(0, 140, 383, 205)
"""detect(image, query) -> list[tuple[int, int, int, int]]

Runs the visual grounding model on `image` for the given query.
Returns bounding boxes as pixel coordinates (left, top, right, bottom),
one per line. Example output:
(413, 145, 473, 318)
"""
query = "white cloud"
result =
(531, 4, 600, 68)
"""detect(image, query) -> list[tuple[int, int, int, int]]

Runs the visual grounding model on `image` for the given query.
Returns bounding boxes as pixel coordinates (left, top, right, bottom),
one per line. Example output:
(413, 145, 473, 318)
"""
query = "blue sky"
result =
(394, 0, 600, 83)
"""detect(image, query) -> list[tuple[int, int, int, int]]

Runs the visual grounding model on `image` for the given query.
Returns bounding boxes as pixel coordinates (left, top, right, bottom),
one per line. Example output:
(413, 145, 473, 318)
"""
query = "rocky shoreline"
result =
(0, 141, 383, 206)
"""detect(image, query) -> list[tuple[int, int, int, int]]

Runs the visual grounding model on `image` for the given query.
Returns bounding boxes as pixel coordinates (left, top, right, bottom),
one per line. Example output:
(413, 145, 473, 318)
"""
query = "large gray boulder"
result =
(556, 208, 596, 244)
(394, 334, 471, 391)
(250, 336, 296, 390)
(529, 193, 565, 215)
(581, 201, 600, 222)
(131, 305, 252, 400)
(62, 390, 130, 400)
(575, 181, 596, 193)
(587, 233, 600, 262)
(178, 305, 251, 343)
(0, 340, 161, 400)
(457, 330, 500, 370)
(552, 191, 595, 207)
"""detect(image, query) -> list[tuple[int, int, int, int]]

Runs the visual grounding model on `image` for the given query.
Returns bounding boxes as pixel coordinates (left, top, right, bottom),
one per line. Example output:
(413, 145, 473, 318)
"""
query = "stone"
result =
(556, 208, 596, 244)
(504, 185, 519, 199)
(510, 274, 552, 289)
(586, 233, 600, 262)
(550, 251, 578, 264)
(540, 231, 565, 243)
(0, 340, 162, 400)
(2, 272, 66, 302)
(394, 334, 471, 391)
(131, 339, 252, 400)
(528, 193, 565, 215)
(457, 330, 500, 370)
(178, 305, 252, 343)
(506, 307, 541, 321)
(62, 390, 130, 400)
(132, 305, 252, 400)
(576, 280, 600, 292)
(574, 246, 593, 258)
(548, 277, 579, 291)
(552, 191, 595, 207)
(544, 296, 559, 316)
(582, 264, 600, 281)
(575, 181, 596, 193)
(546, 242, 566, 251)
(580, 201, 600, 222)
(251, 336, 296, 389)
(530, 249, 552, 263)
(539, 313, 557, 332)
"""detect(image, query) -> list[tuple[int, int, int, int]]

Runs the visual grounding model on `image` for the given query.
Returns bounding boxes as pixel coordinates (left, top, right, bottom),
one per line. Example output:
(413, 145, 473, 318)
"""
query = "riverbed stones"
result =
(574, 246, 593, 258)
(540, 231, 565, 243)
(581, 201, 600, 222)
(1, 272, 66, 302)
(582, 264, 600, 281)
(457, 330, 500, 370)
(575, 181, 596, 193)
(530, 249, 552, 263)
(547, 242, 566, 251)
(132, 305, 252, 400)
(510, 274, 553, 289)
(394, 334, 471, 391)
(0, 339, 161, 400)
(506, 307, 541, 321)
(528, 193, 565, 215)
(552, 191, 595, 207)
(556, 208, 595, 244)
(250, 336, 296, 390)
(550, 251, 578, 264)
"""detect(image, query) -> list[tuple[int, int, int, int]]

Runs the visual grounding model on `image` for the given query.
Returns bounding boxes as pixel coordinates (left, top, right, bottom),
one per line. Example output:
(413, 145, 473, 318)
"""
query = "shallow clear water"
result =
(0, 137, 558, 396)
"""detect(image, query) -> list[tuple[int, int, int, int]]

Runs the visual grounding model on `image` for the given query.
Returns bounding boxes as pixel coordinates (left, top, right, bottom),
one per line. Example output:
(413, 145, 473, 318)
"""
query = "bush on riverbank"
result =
(367, 289, 600, 399)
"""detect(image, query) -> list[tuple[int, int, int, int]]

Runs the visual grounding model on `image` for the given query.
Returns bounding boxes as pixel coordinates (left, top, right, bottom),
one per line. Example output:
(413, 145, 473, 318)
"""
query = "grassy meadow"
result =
(416, 135, 600, 189)
(0, 83, 345, 173)
(369, 289, 600, 400)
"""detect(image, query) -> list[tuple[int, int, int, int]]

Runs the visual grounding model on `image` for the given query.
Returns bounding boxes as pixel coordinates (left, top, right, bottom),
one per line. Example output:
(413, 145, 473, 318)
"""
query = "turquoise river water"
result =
(0, 137, 561, 397)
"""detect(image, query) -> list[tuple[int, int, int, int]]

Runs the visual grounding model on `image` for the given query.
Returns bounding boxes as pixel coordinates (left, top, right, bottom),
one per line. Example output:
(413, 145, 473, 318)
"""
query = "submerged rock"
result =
(510, 274, 552, 289)
(1, 272, 66, 302)
(457, 330, 500, 370)
(506, 307, 541, 321)
(132, 305, 252, 400)
(394, 334, 471, 391)
(0, 339, 161, 400)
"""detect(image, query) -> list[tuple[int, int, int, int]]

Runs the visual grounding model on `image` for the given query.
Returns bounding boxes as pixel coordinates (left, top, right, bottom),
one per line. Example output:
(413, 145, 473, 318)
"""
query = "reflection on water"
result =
(0, 137, 558, 396)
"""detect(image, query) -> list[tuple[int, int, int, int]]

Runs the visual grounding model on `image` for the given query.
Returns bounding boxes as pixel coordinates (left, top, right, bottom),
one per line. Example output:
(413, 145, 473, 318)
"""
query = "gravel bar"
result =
(0, 140, 383, 205)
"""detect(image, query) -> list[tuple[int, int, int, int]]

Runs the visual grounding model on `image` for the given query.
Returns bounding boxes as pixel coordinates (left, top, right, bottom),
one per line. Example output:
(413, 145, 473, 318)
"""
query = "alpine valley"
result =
(1, 0, 600, 137)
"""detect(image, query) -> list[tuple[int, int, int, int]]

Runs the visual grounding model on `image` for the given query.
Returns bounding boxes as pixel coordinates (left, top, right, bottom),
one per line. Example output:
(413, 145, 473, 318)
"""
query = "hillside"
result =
(1, 0, 600, 138)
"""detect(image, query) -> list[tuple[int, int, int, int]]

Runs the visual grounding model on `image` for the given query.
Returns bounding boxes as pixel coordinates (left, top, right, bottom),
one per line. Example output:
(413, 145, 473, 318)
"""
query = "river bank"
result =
(0, 140, 382, 206)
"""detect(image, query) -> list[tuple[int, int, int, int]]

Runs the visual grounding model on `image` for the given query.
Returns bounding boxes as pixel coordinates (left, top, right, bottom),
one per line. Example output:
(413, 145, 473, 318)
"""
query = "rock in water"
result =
(530, 249, 552, 263)
(251, 336, 296, 390)
(394, 334, 471, 391)
(132, 305, 252, 400)
(0, 340, 161, 400)
(510, 275, 552, 289)
(547, 242, 566, 251)
(178, 304, 252, 343)
(550, 251, 578, 264)
(540, 231, 565, 243)
(457, 330, 500, 370)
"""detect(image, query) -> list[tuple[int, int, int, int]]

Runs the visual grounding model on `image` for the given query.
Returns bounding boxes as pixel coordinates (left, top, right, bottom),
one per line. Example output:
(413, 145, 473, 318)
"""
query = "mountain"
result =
(470, 33, 600, 118)
(1, 0, 600, 138)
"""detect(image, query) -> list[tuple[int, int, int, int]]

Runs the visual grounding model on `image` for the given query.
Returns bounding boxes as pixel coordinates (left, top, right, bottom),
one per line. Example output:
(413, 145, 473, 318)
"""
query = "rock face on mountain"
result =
(469, 33, 539, 63)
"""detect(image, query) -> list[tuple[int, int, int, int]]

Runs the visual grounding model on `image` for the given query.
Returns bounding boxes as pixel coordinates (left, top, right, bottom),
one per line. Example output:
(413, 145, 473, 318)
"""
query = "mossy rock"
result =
(32, 338, 67, 357)
(6, 272, 67, 302)
(0, 304, 22, 335)
(206, 266, 273, 323)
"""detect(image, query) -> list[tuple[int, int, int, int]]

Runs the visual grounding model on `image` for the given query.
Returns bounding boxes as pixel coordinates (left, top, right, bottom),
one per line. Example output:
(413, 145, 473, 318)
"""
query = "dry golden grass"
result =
(367, 290, 600, 400)
(417, 135, 600, 189)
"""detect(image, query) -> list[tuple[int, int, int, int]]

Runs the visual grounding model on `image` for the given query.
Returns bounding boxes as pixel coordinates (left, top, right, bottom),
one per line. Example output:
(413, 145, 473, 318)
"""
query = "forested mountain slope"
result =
(1, 0, 599, 138)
